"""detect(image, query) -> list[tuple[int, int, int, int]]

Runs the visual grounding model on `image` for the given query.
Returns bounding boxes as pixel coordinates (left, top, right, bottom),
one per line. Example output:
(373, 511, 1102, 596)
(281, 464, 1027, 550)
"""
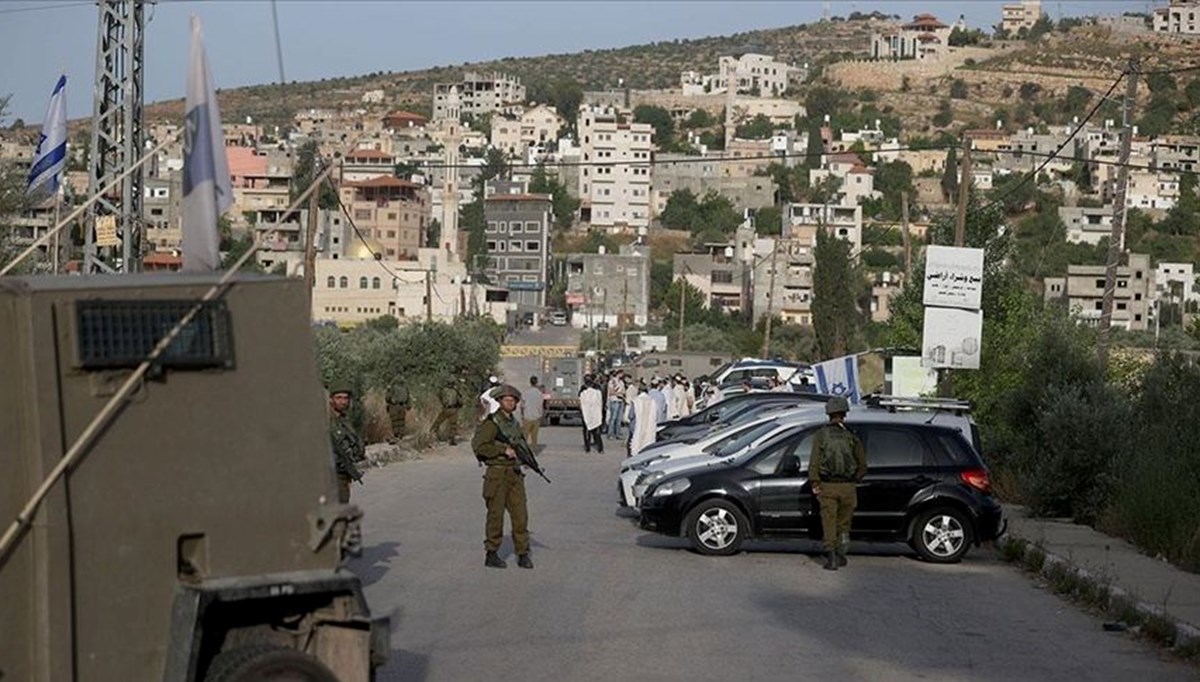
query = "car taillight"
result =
(960, 468, 992, 494)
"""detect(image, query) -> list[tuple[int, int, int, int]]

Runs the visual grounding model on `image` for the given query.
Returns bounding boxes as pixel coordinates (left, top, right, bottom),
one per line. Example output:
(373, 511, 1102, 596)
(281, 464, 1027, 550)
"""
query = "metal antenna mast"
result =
(85, 0, 148, 273)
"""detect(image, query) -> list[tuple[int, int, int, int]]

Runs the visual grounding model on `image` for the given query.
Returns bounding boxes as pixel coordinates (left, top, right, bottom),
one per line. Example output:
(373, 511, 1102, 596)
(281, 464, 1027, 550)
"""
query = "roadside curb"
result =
(1001, 527, 1200, 655)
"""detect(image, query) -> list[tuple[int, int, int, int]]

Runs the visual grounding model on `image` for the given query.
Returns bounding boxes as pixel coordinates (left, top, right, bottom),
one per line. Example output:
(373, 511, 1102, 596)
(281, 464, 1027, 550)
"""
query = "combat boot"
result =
(823, 551, 838, 571)
(835, 546, 848, 567)
(485, 551, 507, 569)
(517, 554, 534, 569)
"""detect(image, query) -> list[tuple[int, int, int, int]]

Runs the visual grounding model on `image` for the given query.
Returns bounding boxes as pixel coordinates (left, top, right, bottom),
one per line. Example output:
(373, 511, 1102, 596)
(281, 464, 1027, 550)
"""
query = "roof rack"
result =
(860, 394, 973, 415)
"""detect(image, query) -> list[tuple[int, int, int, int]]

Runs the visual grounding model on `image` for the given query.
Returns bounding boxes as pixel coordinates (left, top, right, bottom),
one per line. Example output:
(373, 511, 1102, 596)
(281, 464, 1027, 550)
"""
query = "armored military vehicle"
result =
(0, 274, 388, 681)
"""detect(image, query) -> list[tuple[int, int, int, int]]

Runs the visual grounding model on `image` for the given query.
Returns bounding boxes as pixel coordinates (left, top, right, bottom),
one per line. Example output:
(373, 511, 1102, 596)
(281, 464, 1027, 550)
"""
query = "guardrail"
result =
(499, 345, 578, 358)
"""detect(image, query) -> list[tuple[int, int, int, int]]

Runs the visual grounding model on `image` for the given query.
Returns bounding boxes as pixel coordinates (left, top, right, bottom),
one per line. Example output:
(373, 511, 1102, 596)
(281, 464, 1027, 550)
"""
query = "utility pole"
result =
(954, 134, 972, 247)
(621, 276, 629, 333)
(678, 273, 687, 351)
(1098, 60, 1139, 367)
(303, 175, 320, 297)
(900, 190, 912, 281)
(760, 242, 779, 358)
(425, 268, 433, 322)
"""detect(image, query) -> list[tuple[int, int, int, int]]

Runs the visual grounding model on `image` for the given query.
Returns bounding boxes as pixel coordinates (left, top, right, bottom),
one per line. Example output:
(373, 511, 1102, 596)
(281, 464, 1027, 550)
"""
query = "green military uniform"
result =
(329, 405, 365, 503)
(472, 405, 531, 562)
(385, 381, 410, 443)
(432, 380, 463, 445)
(808, 420, 867, 566)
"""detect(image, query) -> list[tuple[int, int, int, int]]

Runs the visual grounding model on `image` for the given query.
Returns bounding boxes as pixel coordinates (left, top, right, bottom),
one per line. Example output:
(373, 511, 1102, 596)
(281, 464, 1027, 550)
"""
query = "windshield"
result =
(705, 420, 779, 457)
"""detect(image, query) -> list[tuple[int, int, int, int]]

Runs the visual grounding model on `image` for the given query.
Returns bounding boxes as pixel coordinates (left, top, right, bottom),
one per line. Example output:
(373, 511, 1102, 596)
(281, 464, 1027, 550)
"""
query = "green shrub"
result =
(1106, 353, 1200, 571)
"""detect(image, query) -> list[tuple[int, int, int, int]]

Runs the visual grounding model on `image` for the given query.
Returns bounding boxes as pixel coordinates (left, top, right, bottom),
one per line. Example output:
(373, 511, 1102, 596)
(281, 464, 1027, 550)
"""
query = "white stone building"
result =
(490, 105, 565, 158)
(1155, 262, 1198, 303)
(1154, 1, 1200, 35)
(576, 105, 654, 230)
(1001, 0, 1044, 34)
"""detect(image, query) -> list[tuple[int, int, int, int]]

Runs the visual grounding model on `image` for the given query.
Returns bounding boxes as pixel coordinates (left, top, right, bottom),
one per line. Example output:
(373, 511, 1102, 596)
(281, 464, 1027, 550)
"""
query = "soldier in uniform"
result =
(807, 396, 867, 571)
(471, 384, 534, 569)
(328, 383, 366, 503)
(432, 376, 463, 445)
(385, 379, 410, 444)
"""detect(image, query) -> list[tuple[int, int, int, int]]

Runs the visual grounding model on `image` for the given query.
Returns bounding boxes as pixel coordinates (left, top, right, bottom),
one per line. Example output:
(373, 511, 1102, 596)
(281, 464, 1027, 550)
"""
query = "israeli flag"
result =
(813, 354, 861, 404)
(181, 16, 232, 272)
(26, 75, 67, 195)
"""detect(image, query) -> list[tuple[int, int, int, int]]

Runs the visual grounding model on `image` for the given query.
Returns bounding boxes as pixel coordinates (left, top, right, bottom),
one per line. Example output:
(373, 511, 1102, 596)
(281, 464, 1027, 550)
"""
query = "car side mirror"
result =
(707, 412, 719, 423)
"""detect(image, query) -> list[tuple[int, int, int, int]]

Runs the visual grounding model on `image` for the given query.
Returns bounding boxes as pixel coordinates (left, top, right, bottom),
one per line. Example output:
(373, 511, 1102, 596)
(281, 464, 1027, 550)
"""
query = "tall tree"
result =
(812, 229, 862, 358)
(529, 162, 579, 231)
(291, 140, 339, 209)
(940, 146, 959, 201)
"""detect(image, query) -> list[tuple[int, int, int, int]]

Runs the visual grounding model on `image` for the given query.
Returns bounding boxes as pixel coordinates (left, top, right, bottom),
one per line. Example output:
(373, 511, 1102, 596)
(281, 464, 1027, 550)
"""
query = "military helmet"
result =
(495, 384, 521, 400)
(327, 380, 354, 397)
(825, 396, 850, 415)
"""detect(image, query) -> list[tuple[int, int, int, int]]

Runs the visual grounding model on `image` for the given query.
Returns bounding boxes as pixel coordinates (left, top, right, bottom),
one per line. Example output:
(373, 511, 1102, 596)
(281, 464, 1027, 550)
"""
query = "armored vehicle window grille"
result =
(75, 300, 234, 369)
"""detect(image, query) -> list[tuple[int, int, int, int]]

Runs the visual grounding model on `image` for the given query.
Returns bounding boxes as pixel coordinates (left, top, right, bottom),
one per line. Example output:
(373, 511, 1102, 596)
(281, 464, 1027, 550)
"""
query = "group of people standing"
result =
(596, 369, 696, 457)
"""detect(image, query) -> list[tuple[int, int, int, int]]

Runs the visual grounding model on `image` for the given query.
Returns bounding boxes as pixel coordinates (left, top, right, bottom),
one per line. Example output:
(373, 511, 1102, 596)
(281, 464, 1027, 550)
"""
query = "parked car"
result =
(620, 407, 826, 507)
(638, 398, 1004, 563)
(655, 391, 830, 443)
(549, 310, 568, 326)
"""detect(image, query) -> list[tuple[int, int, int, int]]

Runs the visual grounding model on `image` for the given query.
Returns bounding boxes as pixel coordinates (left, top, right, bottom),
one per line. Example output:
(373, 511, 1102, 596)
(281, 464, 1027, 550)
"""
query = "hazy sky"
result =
(1, 0, 1153, 122)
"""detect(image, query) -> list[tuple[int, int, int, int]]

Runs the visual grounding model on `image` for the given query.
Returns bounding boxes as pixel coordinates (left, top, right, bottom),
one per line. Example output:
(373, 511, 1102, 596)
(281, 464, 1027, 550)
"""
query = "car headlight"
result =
(652, 477, 691, 497)
(639, 470, 667, 486)
(633, 455, 666, 470)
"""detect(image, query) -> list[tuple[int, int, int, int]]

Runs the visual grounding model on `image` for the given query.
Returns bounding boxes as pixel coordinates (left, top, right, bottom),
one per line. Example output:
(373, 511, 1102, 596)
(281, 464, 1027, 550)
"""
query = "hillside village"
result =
(3, 0, 1200, 353)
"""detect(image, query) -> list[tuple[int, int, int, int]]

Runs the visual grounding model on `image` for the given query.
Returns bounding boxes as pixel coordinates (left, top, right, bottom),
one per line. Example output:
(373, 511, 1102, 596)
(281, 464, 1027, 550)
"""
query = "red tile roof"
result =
(905, 14, 948, 29)
(384, 110, 428, 125)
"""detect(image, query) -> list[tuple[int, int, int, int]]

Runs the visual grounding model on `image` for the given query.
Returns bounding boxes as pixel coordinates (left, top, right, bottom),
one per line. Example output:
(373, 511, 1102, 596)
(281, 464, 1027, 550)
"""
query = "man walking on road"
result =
(807, 397, 867, 571)
(472, 384, 535, 569)
(606, 371, 626, 440)
(521, 376, 545, 449)
(580, 377, 605, 453)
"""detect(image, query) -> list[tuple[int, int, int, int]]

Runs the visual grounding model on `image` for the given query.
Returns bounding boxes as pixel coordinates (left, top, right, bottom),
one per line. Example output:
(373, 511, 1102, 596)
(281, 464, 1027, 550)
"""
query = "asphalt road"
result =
(348, 426, 1193, 682)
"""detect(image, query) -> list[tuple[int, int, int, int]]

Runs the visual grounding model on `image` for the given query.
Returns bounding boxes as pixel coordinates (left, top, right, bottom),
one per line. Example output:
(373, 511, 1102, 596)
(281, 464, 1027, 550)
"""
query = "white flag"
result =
(813, 354, 861, 404)
(181, 16, 232, 272)
(27, 75, 67, 195)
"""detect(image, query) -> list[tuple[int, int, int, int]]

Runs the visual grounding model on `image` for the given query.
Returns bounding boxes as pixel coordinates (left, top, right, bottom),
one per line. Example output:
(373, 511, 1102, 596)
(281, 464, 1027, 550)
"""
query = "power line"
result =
(0, 2, 90, 15)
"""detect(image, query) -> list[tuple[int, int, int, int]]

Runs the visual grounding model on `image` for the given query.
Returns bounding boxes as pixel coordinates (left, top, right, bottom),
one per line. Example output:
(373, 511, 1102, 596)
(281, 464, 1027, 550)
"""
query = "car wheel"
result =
(684, 499, 749, 556)
(910, 507, 972, 563)
(203, 644, 339, 682)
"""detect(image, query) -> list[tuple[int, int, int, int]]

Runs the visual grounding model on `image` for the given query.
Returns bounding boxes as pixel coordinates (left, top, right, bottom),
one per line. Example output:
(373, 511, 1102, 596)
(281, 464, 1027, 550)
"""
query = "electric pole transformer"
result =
(85, 0, 148, 273)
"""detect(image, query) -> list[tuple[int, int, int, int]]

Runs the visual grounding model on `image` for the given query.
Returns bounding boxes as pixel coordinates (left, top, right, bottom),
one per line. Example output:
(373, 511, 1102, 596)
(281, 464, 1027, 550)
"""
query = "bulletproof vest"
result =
(819, 425, 858, 481)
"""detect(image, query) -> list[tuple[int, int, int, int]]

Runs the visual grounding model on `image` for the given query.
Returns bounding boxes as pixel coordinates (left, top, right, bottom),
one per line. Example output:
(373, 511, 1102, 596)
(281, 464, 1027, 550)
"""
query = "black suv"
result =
(639, 401, 1004, 563)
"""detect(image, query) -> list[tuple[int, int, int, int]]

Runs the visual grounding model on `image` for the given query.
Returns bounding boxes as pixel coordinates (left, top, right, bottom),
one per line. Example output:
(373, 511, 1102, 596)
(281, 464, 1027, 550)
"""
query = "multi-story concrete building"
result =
(1001, 0, 1043, 34)
(1125, 170, 1179, 212)
(433, 72, 526, 120)
(749, 236, 815, 325)
(1154, 0, 1200, 35)
(577, 105, 654, 230)
(675, 245, 749, 313)
(227, 147, 291, 228)
(490, 104, 565, 158)
(311, 249, 505, 327)
(651, 153, 777, 218)
(1058, 205, 1115, 245)
(871, 14, 955, 60)
(338, 176, 430, 260)
(483, 192, 553, 311)
(681, 53, 801, 97)
(783, 203, 863, 256)
(1043, 252, 1153, 330)
(562, 244, 651, 328)
(1152, 136, 1200, 175)
(1155, 261, 1198, 304)
(143, 177, 181, 252)
(343, 148, 397, 182)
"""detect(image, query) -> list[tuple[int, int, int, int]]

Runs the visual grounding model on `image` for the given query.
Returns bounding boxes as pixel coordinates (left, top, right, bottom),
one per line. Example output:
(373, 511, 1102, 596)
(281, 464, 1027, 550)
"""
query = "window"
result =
(372, 277, 381, 290)
(1117, 280, 1128, 289)
(359, 277, 369, 289)
(526, 221, 539, 232)
(487, 221, 498, 233)
(354, 209, 371, 221)
(526, 241, 540, 251)
(1095, 278, 1106, 289)
(499, 222, 508, 233)
(339, 276, 348, 289)
(1094, 301, 1103, 310)
(864, 427, 927, 467)
(487, 241, 497, 251)
(749, 430, 816, 474)
(326, 276, 336, 288)
(711, 270, 734, 284)
(510, 241, 523, 252)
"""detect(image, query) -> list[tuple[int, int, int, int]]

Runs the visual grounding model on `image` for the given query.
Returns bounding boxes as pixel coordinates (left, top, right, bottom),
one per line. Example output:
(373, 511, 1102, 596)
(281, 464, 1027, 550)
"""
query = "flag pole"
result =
(51, 186, 62, 274)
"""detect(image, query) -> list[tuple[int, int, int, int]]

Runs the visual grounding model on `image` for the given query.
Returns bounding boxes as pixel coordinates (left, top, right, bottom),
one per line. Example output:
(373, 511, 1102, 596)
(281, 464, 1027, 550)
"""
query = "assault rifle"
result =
(493, 427, 551, 483)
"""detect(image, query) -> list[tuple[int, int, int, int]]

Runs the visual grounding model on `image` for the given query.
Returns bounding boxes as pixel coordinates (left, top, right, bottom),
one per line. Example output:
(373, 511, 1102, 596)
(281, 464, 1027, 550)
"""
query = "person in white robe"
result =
(629, 385, 658, 456)
(580, 380, 605, 453)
